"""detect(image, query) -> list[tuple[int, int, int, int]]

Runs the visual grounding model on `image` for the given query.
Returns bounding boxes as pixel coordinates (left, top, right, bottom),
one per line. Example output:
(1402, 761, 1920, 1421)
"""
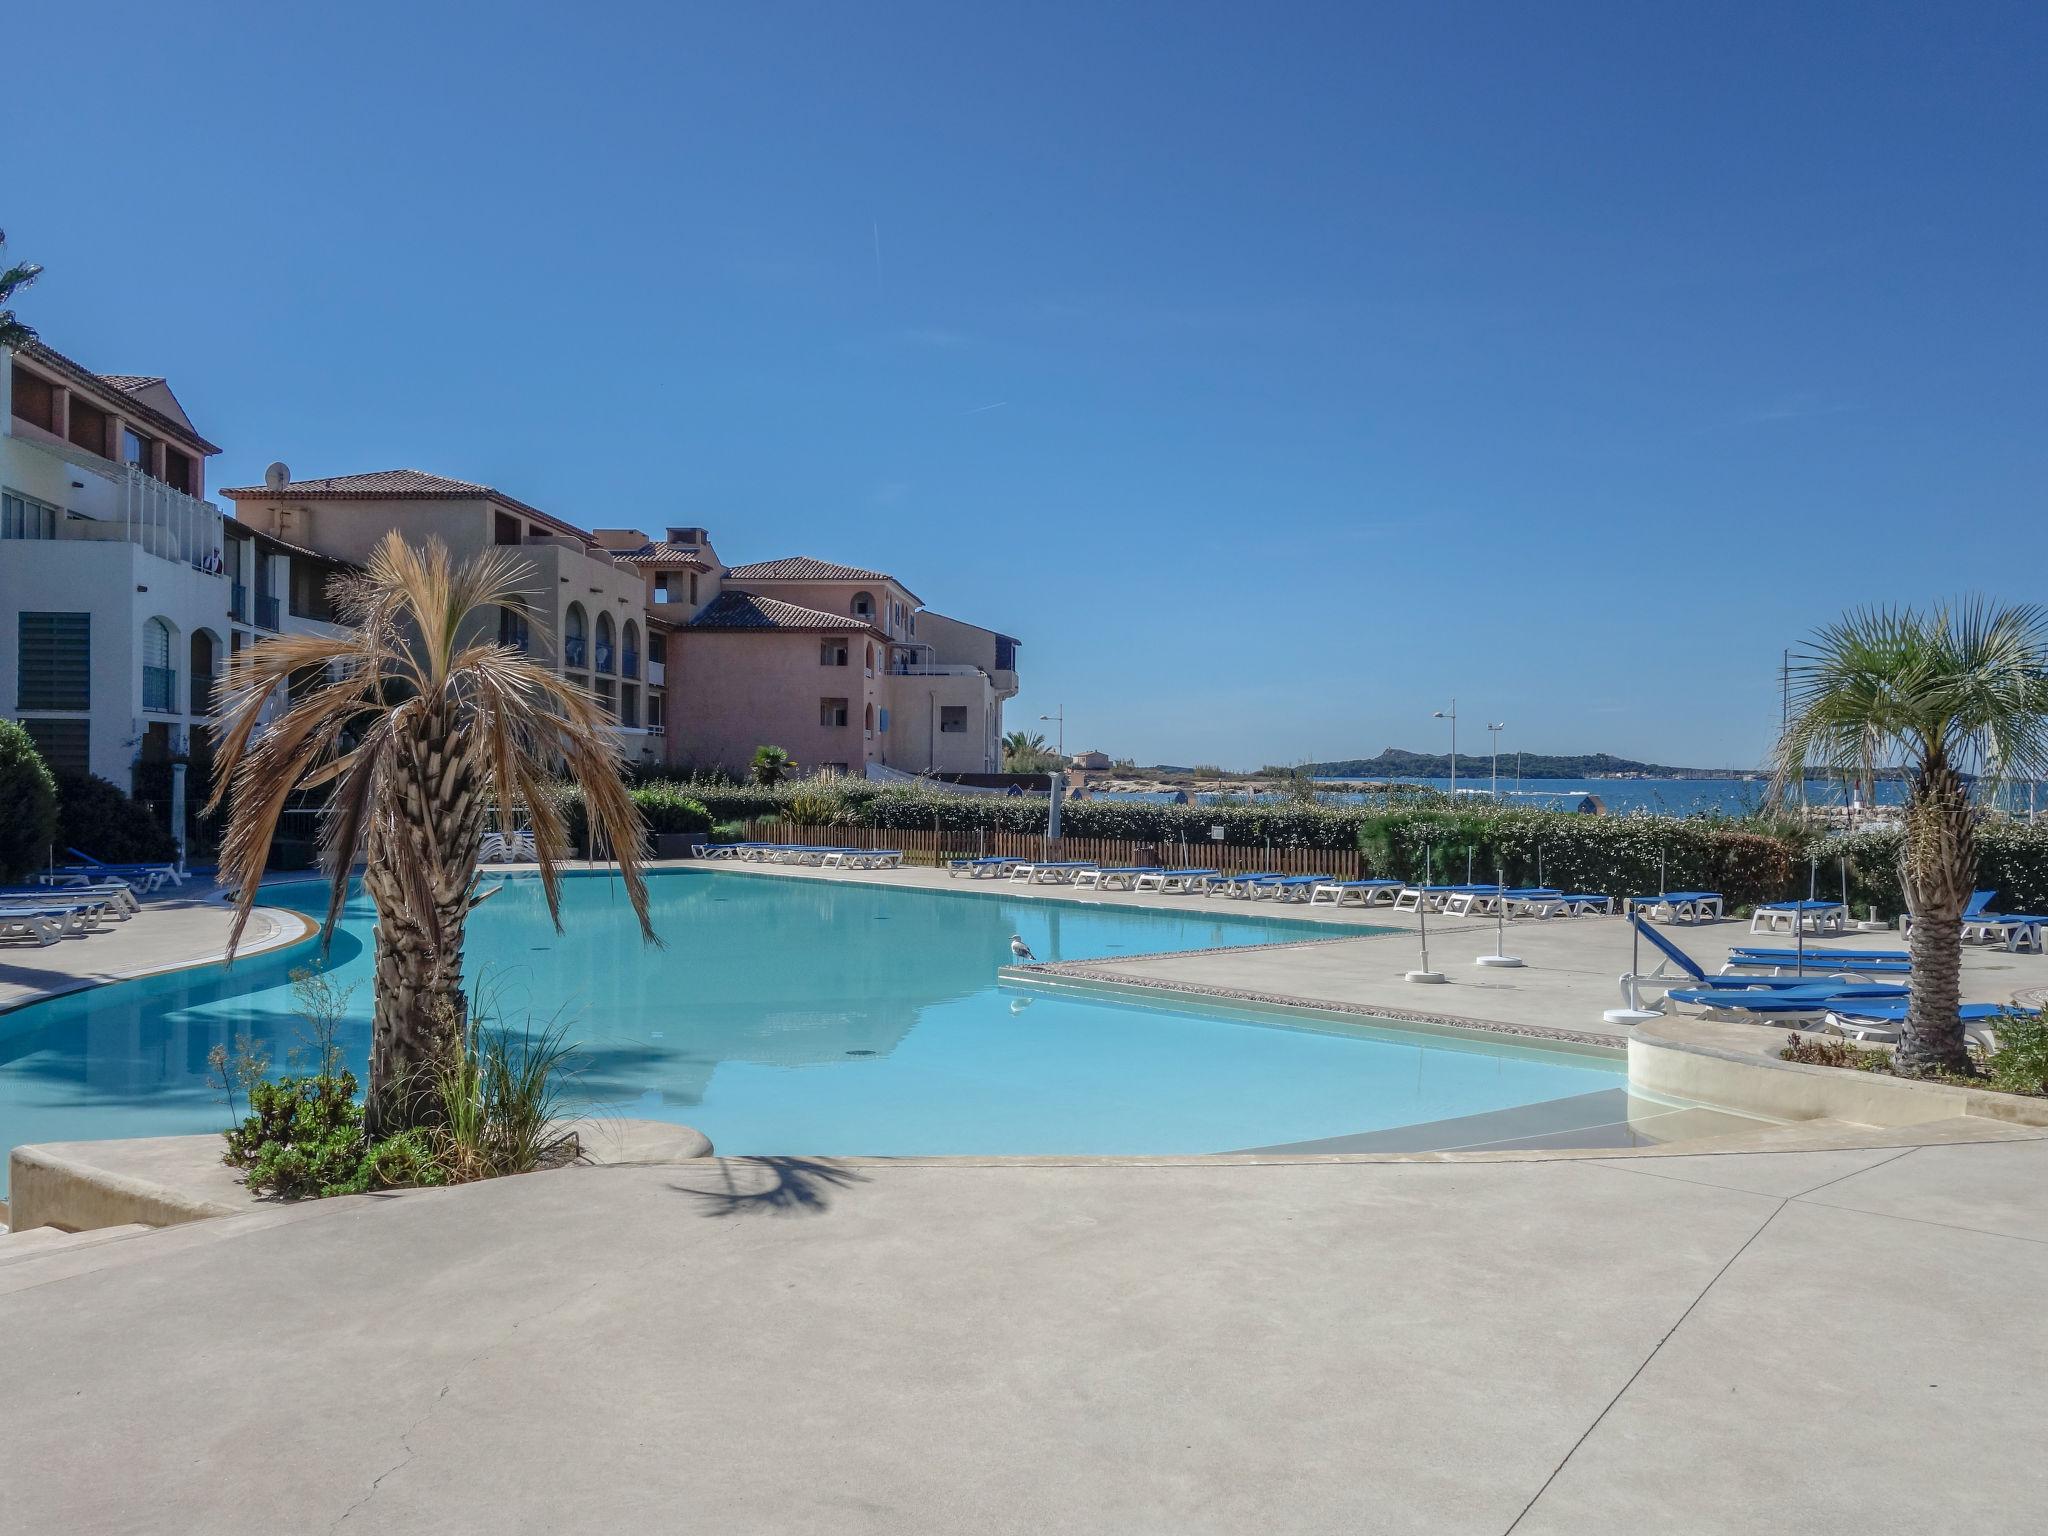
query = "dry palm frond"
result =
(208, 531, 657, 1120)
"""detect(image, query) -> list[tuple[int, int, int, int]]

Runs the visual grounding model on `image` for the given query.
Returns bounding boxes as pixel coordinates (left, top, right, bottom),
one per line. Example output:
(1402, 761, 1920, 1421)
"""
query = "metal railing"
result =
(564, 636, 587, 669)
(142, 665, 178, 713)
(255, 594, 280, 630)
(231, 583, 250, 622)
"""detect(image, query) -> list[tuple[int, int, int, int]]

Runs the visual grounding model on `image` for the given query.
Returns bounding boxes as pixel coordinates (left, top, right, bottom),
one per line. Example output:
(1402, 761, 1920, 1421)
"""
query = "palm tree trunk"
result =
(362, 701, 487, 1131)
(1898, 762, 1974, 1077)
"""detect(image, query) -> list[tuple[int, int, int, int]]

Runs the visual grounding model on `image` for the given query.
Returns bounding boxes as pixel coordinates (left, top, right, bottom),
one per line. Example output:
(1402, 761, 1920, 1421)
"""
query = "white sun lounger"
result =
(819, 849, 903, 869)
(1133, 868, 1220, 893)
(1009, 862, 1097, 885)
(1751, 901, 1847, 936)
(1, 882, 138, 917)
(1073, 867, 1160, 890)
(1308, 879, 1403, 907)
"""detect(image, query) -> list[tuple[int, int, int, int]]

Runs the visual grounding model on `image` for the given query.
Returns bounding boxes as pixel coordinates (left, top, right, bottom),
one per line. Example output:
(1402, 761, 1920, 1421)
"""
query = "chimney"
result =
(665, 526, 708, 546)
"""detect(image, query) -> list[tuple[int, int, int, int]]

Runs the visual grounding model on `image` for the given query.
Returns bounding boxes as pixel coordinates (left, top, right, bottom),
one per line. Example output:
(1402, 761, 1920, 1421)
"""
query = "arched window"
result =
(851, 590, 874, 621)
(864, 641, 875, 675)
(564, 603, 588, 671)
(595, 612, 616, 674)
(142, 617, 176, 713)
(864, 701, 875, 739)
(622, 620, 640, 680)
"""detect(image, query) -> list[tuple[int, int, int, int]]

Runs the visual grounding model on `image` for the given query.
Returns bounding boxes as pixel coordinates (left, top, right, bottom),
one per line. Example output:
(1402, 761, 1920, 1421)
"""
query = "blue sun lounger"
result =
(1617, 917, 1907, 1012)
(1664, 982, 1909, 1021)
(1823, 999, 2038, 1051)
(1722, 948, 1912, 977)
(1629, 891, 1725, 924)
(1214, 872, 1287, 898)
(1263, 874, 1337, 903)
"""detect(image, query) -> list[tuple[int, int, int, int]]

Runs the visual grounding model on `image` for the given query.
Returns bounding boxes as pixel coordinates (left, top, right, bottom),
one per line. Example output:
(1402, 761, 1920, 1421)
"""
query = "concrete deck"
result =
(0, 878, 308, 1015)
(5, 1131, 2045, 1533)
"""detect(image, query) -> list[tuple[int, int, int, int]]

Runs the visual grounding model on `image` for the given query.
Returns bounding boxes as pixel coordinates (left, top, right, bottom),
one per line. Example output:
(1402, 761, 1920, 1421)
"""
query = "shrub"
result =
(55, 772, 178, 864)
(1985, 1012, 2048, 1096)
(630, 782, 712, 835)
(1778, 1032, 1888, 1071)
(783, 782, 852, 827)
(434, 1011, 581, 1180)
(0, 720, 59, 881)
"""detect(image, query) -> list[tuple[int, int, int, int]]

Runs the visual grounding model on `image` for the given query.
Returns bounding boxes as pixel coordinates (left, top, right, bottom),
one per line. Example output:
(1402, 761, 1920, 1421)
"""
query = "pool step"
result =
(0, 1222, 154, 1269)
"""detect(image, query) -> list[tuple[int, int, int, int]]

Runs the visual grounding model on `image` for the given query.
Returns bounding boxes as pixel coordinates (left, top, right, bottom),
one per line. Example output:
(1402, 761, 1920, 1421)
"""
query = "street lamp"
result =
(1432, 700, 1457, 797)
(1038, 707, 1065, 759)
(1487, 721, 1505, 801)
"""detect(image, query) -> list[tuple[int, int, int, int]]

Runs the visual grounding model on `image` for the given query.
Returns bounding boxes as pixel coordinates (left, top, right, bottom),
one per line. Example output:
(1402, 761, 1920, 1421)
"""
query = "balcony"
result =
(256, 594, 281, 630)
(142, 665, 178, 713)
(564, 636, 588, 670)
(231, 584, 250, 623)
(595, 643, 615, 675)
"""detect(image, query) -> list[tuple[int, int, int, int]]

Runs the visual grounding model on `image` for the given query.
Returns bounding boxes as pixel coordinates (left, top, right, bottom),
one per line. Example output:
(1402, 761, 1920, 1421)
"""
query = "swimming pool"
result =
(0, 869, 1631, 1183)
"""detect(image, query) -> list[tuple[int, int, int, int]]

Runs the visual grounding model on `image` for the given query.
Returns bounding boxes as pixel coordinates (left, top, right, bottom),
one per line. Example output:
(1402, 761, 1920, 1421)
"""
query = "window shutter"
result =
(18, 612, 90, 711)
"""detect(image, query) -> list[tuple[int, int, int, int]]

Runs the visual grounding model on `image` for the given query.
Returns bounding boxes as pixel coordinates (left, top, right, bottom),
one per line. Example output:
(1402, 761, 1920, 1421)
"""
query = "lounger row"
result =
(692, 843, 904, 869)
(0, 889, 138, 946)
(1903, 891, 2048, 953)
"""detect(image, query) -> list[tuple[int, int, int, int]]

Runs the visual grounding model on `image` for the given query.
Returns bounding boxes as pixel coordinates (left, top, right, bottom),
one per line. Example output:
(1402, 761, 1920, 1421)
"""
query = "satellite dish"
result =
(263, 461, 290, 491)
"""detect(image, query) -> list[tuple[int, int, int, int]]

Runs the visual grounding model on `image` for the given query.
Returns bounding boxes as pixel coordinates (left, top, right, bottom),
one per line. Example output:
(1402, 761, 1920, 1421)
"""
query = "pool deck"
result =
(0, 878, 308, 1016)
(4, 1128, 2046, 1533)
(664, 857, 2048, 1045)
(7, 860, 2048, 1528)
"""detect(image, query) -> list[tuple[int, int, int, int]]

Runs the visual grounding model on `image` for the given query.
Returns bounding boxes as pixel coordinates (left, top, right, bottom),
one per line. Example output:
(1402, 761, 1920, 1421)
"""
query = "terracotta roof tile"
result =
(222, 468, 495, 498)
(686, 592, 881, 634)
(17, 342, 222, 455)
(96, 374, 165, 394)
(220, 468, 600, 547)
(613, 542, 710, 569)
(724, 556, 896, 584)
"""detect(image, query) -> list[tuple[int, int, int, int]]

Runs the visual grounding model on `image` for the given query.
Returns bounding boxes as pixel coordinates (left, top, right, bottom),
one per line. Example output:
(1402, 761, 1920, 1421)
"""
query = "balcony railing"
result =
(142, 665, 178, 713)
(595, 643, 615, 674)
(231, 583, 250, 622)
(256, 594, 281, 630)
(564, 636, 588, 669)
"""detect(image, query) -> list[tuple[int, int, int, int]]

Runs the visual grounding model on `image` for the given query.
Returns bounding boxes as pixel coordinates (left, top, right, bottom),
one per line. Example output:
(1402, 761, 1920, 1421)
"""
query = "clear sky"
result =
(9, 2, 2044, 770)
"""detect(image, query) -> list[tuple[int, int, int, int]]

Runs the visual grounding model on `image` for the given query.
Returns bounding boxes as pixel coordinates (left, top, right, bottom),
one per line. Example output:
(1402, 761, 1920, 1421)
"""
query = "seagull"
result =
(1009, 934, 1037, 962)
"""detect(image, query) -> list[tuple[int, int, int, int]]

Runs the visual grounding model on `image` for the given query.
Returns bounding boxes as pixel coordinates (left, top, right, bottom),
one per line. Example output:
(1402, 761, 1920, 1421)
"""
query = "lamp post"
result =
(1433, 700, 1457, 798)
(1487, 721, 1505, 801)
(1038, 707, 1065, 760)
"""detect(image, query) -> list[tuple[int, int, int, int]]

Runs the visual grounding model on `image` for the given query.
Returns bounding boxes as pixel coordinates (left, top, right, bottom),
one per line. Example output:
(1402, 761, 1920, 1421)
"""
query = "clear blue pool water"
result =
(0, 870, 1623, 1183)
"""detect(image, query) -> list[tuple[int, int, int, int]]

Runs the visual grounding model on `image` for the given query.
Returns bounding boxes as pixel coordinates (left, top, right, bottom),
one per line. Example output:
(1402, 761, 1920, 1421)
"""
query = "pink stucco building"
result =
(593, 527, 1020, 777)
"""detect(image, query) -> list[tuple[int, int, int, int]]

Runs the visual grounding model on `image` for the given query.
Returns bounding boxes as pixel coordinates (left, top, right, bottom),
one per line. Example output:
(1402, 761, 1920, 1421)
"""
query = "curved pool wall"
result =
(0, 869, 1626, 1183)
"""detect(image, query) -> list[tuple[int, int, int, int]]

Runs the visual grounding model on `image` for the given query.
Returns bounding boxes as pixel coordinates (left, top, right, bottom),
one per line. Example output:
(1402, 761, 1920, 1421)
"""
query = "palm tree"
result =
(1002, 730, 1052, 771)
(750, 744, 795, 785)
(1773, 600, 2048, 1075)
(0, 231, 43, 351)
(208, 532, 656, 1131)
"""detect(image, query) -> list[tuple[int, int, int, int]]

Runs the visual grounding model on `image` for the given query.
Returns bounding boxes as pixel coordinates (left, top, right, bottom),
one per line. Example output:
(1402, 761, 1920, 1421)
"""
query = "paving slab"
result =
(1583, 1145, 1918, 1199)
(1799, 1136, 2048, 1244)
(1513, 1196, 2048, 1535)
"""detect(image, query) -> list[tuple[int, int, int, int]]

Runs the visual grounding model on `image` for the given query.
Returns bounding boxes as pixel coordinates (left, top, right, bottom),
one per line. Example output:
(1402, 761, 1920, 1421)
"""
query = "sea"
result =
(1089, 776, 1918, 817)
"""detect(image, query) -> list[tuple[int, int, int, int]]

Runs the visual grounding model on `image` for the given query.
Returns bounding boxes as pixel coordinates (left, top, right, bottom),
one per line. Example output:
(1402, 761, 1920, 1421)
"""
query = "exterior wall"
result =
(882, 670, 1000, 775)
(3, 373, 229, 787)
(0, 534, 228, 784)
(669, 628, 879, 777)
(230, 493, 661, 765)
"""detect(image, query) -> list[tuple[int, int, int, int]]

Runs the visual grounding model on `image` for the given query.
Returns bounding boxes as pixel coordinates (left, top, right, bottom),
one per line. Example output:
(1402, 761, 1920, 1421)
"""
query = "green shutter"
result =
(18, 612, 91, 711)
(20, 717, 89, 776)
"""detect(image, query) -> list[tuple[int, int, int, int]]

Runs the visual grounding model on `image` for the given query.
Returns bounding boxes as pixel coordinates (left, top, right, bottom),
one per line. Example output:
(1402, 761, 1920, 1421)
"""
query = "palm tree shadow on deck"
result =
(669, 1156, 869, 1217)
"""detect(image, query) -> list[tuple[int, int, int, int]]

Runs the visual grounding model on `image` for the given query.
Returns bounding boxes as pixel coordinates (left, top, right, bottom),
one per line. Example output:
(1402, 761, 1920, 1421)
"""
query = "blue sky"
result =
(9, 1, 2044, 769)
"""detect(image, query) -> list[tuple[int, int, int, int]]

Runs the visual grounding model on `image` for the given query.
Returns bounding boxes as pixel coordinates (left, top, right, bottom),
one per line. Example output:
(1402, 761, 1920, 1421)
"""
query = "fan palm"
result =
(1772, 600, 2048, 1074)
(749, 744, 795, 785)
(208, 532, 656, 1130)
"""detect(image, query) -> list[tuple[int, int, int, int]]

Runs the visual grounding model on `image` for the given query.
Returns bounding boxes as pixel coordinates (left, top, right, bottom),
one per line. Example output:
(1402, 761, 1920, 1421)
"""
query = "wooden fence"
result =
(742, 821, 1371, 878)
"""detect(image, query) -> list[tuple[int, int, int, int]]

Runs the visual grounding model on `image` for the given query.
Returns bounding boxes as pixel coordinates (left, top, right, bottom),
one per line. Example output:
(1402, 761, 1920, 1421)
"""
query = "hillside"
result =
(1298, 749, 1755, 780)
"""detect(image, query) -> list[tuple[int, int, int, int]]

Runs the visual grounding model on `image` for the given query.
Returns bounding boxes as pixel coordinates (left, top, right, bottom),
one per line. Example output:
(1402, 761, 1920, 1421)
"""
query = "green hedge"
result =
(1814, 824, 2048, 919)
(1350, 807, 1795, 910)
(0, 720, 59, 881)
(556, 776, 2048, 913)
